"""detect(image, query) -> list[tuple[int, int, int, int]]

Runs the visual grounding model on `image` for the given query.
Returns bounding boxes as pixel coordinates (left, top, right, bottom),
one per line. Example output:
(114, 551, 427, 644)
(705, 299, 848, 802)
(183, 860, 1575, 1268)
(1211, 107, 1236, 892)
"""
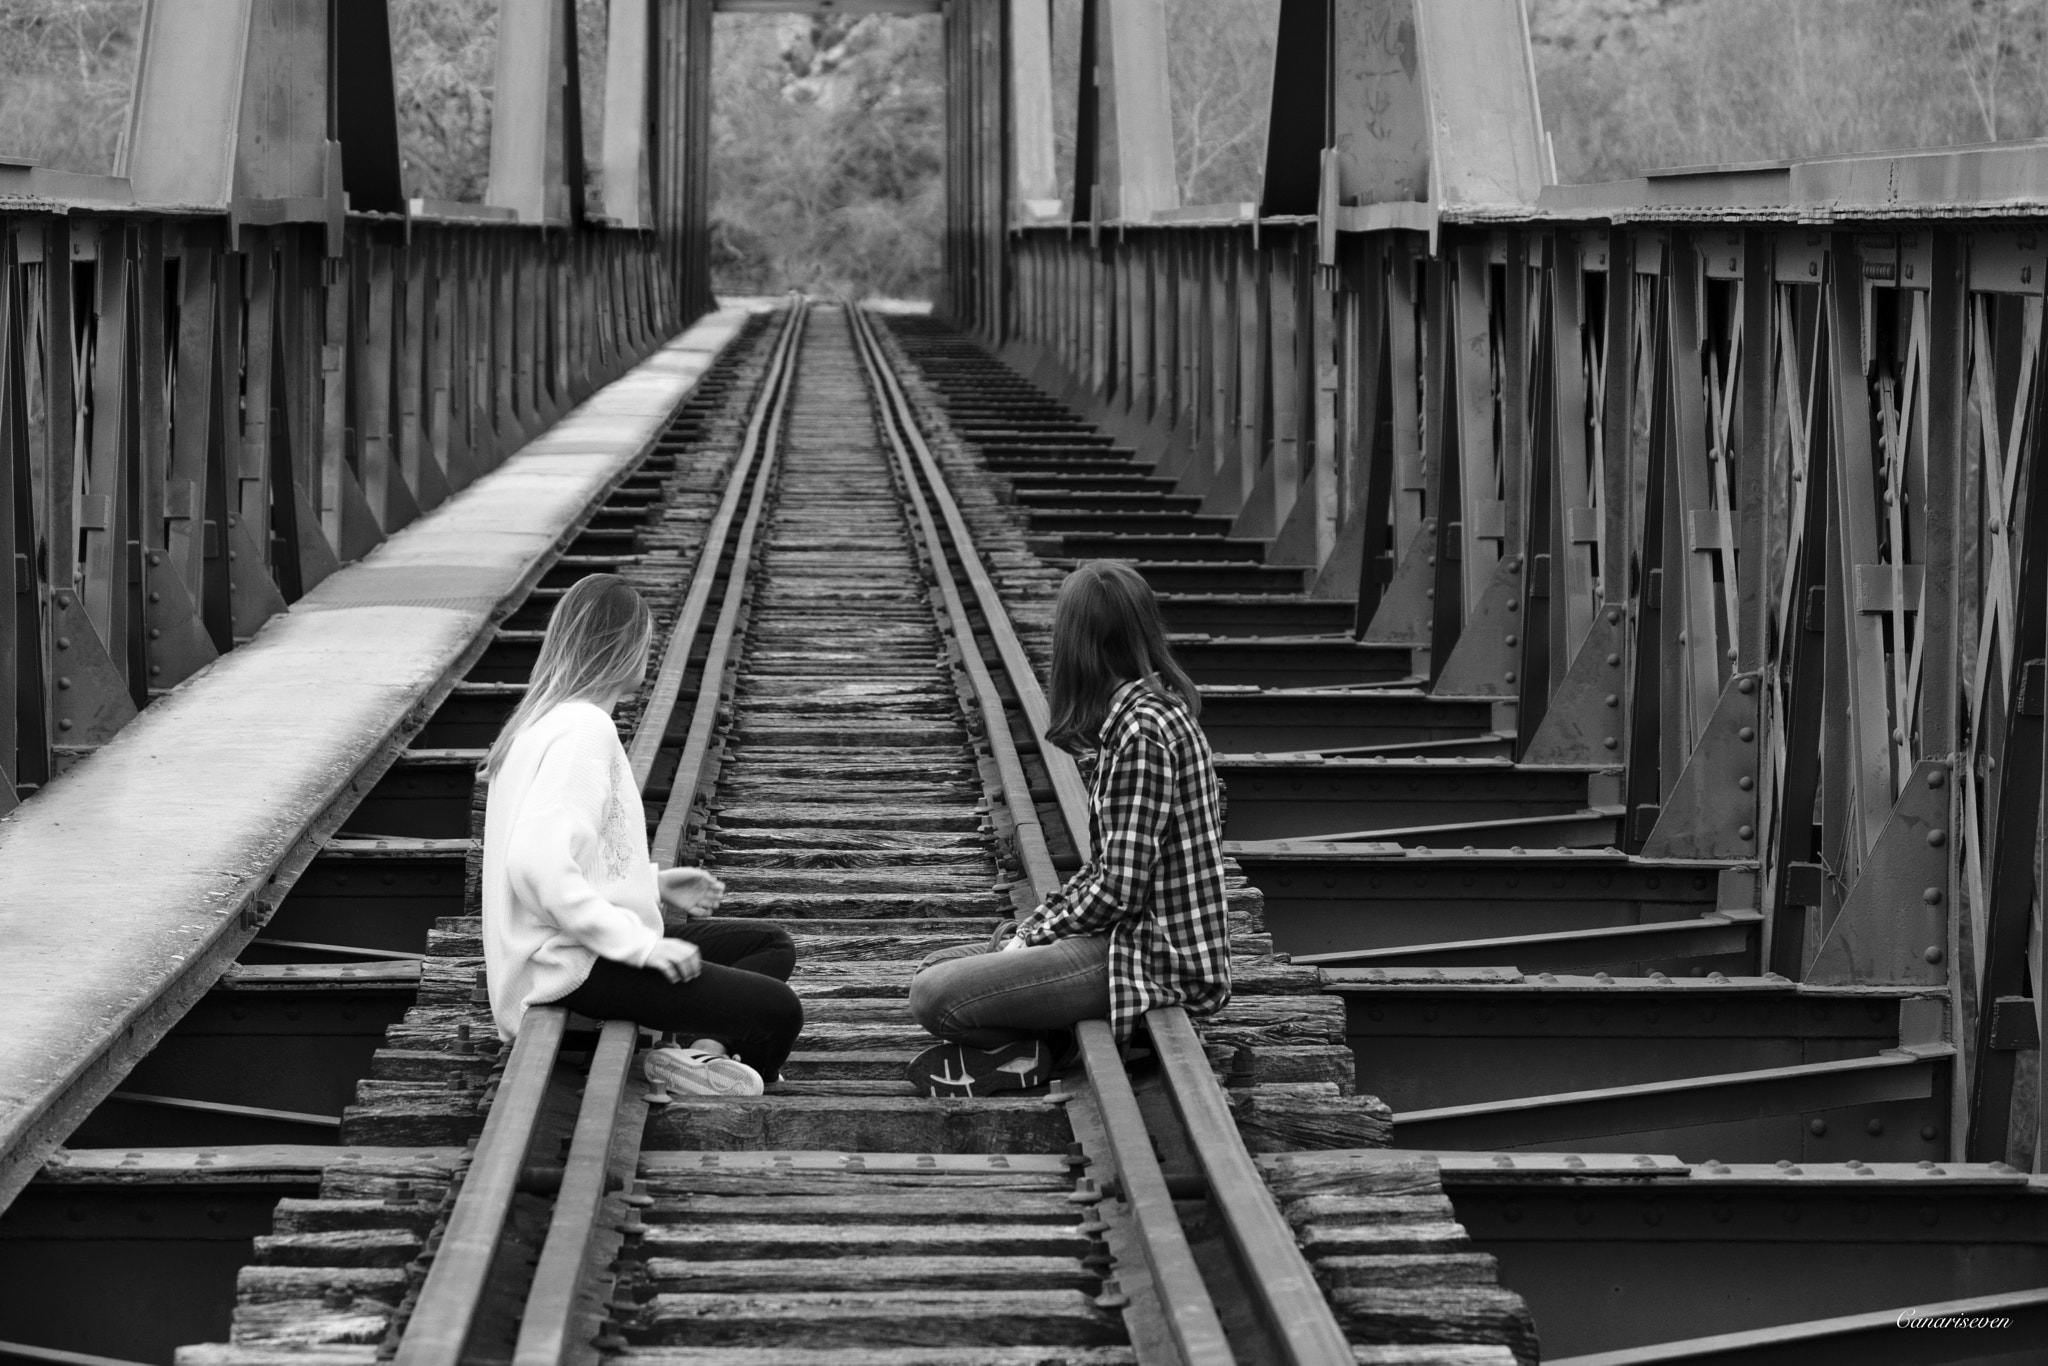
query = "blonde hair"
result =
(480, 574, 654, 779)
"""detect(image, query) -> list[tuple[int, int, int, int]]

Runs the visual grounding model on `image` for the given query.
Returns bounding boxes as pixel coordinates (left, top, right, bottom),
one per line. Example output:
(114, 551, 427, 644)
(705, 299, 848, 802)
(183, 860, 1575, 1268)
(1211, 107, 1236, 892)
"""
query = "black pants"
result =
(557, 919, 804, 1082)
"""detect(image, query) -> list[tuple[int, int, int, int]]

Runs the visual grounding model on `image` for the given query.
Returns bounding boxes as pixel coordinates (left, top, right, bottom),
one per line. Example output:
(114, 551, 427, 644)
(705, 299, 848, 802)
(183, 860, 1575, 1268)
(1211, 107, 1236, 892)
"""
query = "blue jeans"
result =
(908, 935, 1111, 1047)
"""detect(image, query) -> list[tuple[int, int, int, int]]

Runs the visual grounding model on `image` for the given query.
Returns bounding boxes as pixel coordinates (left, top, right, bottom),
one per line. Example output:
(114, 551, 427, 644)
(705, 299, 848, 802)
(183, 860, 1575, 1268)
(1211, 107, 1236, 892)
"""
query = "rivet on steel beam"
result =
(1923, 887, 1943, 905)
(1927, 829, 1947, 847)
(1738, 727, 1755, 742)
(1607, 653, 1621, 666)
(1809, 1119, 1827, 1136)
(1739, 776, 1754, 790)
(1923, 945, 1945, 964)
(1868, 1119, 1886, 1136)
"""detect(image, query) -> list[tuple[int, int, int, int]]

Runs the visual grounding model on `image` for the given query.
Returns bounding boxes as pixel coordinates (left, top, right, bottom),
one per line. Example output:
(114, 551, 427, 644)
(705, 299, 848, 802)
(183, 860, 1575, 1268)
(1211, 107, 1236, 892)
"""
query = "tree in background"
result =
(1531, 0, 2048, 183)
(709, 14, 943, 298)
(1046, 0, 1278, 211)
(389, 0, 610, 210)
(0, 0, 138, 175)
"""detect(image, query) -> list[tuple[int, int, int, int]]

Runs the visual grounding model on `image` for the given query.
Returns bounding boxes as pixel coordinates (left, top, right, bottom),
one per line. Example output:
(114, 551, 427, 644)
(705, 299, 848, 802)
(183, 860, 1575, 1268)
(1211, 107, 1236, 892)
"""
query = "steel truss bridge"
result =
(1, 1, 2047, 1364)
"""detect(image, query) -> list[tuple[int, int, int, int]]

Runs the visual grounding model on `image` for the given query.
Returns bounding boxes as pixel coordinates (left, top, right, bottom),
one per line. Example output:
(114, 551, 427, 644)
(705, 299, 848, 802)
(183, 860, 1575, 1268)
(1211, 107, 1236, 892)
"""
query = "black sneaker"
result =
(907, 1038, 1049, 1096)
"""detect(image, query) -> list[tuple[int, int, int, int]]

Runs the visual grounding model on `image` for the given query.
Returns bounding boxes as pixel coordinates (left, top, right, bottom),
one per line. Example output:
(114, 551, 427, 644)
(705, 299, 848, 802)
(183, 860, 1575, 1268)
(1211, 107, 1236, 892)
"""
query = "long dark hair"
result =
(1045, 560, 1200, 754)
(481, 574, 653, 779)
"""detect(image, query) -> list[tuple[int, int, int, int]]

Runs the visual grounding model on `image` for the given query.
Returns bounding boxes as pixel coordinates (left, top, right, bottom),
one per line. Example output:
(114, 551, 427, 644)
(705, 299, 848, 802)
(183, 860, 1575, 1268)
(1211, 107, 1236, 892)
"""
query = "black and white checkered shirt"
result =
(1015, 679, 1233, 1038)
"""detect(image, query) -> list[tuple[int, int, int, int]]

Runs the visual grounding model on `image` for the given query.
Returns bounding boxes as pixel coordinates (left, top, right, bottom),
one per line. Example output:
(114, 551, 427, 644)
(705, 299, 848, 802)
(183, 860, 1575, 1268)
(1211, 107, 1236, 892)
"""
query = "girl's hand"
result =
(644, 939, 702, 984)
(659, 866, 725, 919)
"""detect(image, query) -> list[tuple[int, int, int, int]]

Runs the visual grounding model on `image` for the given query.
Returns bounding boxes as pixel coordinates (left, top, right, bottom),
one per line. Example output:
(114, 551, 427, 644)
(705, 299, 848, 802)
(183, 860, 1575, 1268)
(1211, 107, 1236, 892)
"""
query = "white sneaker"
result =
(643, 1045, 764, 1097)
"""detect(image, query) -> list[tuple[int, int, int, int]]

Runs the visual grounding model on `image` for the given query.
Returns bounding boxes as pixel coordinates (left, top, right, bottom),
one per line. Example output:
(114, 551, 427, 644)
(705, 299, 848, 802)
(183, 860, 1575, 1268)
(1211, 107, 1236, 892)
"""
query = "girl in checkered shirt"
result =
(906, 560, 1233, 1095)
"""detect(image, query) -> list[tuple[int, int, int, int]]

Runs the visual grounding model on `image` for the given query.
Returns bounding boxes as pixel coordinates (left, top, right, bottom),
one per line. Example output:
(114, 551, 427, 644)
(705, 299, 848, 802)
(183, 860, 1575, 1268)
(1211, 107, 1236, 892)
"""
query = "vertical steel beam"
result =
(489, 0, 577, 224)
(1089, 0, 1178, 222)
(1261, 0, 1331, 218)
(1011, 0, 1059, 221)
(0, 229, 19, 812)
(120, 0, 255, 206)
(334, 0, 406, 215)
(603, 0, 653, 228)
(1331, 1, 1429, 206)
(1410, 0, 1550, 206)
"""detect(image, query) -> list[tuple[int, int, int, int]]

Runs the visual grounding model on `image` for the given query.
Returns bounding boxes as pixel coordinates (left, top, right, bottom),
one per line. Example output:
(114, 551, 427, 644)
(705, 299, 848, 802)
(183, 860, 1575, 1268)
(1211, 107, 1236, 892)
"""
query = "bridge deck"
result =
(0, 310, 751, 1208)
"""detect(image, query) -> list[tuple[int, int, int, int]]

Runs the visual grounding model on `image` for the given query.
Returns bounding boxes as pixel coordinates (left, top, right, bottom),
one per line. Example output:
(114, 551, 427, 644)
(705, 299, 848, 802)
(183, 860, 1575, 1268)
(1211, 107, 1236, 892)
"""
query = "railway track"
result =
(12, 291, 2043, 1365)
(864, 311, 2048, 1364)
(0, 302, 1533, 1366)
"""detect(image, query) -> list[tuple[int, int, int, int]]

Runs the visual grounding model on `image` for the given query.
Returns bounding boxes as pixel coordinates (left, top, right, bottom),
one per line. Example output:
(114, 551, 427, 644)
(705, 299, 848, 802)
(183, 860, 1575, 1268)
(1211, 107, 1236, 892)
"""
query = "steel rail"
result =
(393, 302, 810, 1366)
(391, 1007, 567, 1366)
(626, 300, 809, 787)
(651, 300, 811, 861)
(848, 301, 1236, 1366)
(1149, 1008, 1358, 1365)
(510, 1017, 639, 1366)
(513, 299, 810, 1365)
(847, 305, 1094, 857)
(851, 303, 1355, 1366)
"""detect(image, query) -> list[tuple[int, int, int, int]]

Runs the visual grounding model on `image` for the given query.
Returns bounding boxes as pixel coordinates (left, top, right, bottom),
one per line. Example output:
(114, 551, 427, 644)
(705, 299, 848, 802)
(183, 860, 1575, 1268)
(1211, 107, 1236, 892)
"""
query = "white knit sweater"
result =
(481, 699, 664, 1039)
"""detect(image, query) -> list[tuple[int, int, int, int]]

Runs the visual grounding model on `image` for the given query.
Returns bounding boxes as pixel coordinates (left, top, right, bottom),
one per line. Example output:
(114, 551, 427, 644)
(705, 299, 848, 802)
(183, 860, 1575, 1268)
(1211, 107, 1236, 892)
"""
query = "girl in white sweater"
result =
(479, 574, 803, 1095)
